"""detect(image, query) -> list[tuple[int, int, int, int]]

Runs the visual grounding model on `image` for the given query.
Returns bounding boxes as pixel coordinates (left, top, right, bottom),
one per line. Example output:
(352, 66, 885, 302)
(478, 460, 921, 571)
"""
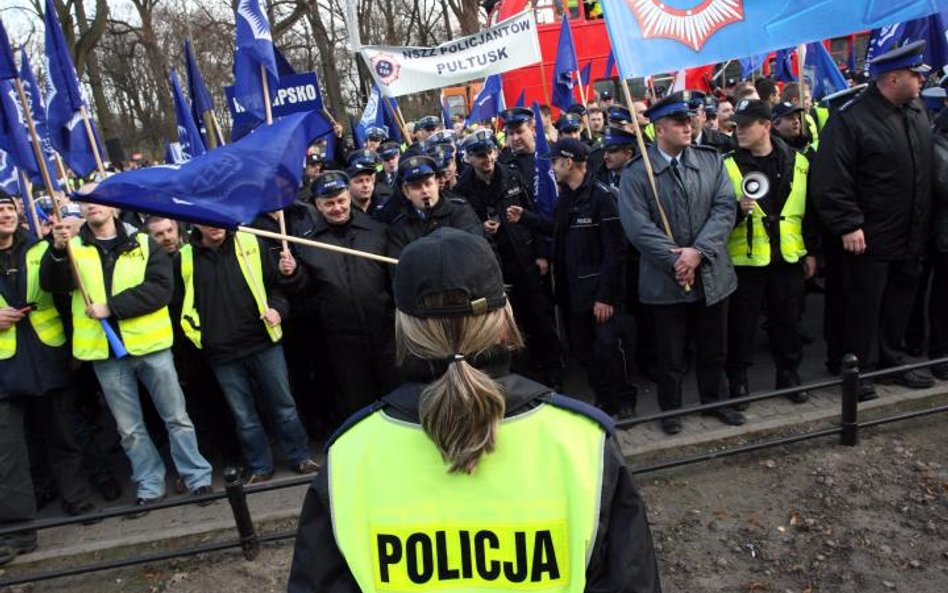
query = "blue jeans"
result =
(211, 345, 311, 475)
(93, 349, 212, 499)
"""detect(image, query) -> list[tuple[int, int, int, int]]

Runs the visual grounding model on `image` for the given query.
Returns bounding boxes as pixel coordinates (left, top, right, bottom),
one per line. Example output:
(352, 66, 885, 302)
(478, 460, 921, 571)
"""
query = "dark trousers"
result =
(651, 299, 729, 411)
(726, 263, 805, 380)
(823, 243, 846, 370)
(507, 267, 563, 376)
(929, 252, 948, 358)
(0, 387, 90, 523)
(325, 332, 400, 427)
(566, 309, 635, 411)
(840, 255, 922, 370)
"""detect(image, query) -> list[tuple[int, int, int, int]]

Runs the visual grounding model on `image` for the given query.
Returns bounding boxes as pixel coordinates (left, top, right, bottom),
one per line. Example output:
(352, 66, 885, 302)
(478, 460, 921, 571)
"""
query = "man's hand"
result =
(803, 255, 818, 280)
(535, 258, 549, 276)
(333, 122, 344, 137)
(739, 197, 755, 215)
(262, 308, 282, 327)
(841, 229, 866, 255)
(506, 205, 524, 223)
(483, 219, 500, 235)
(671, 247, 702, 276)
(0, 307, 25, 330)
(593, 301, 614, 324)
(279, 251, 297, 276)
(51, 221, 73, 250)
(85, 303, 111, 319)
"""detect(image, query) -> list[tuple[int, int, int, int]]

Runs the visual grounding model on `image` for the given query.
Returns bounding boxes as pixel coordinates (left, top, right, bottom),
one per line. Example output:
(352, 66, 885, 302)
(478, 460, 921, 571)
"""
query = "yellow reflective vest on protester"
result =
(178, 231, 282, 349)
(0, 241, 66, 360)
(724, 152, 808, 266)
(329, 401, 604, 592)
(70, 233, 173, 360)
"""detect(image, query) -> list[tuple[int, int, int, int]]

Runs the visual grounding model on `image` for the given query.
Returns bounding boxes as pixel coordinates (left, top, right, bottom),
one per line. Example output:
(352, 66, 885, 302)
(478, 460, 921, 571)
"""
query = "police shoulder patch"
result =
(593, 180, 618, 197)
(540, 393, 615, 435)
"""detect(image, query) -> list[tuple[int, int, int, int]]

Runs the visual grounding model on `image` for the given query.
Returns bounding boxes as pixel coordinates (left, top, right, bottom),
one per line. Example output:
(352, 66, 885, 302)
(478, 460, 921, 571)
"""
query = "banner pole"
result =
(18, 169, 42, 236)
(260, 63, 290, 256)
(78, 106, 107, 177)
(238, 226, 398, 265)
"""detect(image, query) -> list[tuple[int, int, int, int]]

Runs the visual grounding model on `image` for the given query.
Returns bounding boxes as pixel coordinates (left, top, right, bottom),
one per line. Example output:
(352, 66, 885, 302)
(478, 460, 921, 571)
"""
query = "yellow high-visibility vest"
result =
(0, 241, 66, 359)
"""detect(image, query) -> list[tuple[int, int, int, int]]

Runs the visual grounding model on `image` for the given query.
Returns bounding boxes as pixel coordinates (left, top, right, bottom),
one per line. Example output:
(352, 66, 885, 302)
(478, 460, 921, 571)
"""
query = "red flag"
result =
(685, 65, 714, 92)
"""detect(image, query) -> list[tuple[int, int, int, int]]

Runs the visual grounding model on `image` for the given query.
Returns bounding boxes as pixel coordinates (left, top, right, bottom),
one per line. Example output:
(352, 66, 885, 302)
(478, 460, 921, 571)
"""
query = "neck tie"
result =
(670, 157, 687, 197)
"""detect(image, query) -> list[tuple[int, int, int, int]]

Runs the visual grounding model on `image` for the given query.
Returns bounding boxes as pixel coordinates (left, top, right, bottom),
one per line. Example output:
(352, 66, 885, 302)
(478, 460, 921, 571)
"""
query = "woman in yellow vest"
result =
(288, 227, 660, 593)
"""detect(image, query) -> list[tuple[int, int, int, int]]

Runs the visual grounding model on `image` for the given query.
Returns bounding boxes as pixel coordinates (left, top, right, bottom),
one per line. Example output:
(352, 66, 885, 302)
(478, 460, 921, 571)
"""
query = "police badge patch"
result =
(626, 0, 745, 51)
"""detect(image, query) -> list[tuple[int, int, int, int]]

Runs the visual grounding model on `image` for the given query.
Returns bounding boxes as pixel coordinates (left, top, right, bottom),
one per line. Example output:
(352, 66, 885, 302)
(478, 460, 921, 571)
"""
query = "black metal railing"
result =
(1, 353, 946, 587)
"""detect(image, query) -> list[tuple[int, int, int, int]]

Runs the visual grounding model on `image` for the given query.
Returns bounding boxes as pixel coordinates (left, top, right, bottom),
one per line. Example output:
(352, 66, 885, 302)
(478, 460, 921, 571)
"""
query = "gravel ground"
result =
(4, 415, 945, 593)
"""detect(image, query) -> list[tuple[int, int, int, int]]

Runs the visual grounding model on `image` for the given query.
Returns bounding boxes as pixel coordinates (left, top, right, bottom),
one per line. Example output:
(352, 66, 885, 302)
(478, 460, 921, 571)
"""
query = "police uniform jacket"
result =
(386, 195, 484, 258)
(498, 147, 536, 189)
(0, 230, 70, 399)
(618, 144, 737, 305)
(933, 117, 948, 253)
(455, 164, 544, 274)
(813, 83, 934, 259)
(694, 127, 735, 154)
(294, 210, 394, 340)
(287, 355, 661, 593)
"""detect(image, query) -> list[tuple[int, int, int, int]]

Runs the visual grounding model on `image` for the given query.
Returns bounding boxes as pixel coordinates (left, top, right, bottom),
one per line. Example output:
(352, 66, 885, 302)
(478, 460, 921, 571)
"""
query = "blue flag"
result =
(552, 17, 578, 110)
(184, 40, 215, 144)
(170, 69, 206, 160)
(466, 74, 503, 125)
(18, 50, 55, 160)
(0, 81, 60, 191)
(580, 62, 592, 88)
(164, 142, 185, 165)
(0, 20, 15, 81)
(599, 0, 947, 78)
(866, 10, 948, 72)
(531, 102, 558, 220)
(441, 94, 452, 128)
(0, 149, 17, 194)
(740, 54, 766, 78)
(75, 111, 331, 228)
(514, 89, 526, 107)
(233, 0, 278, 122)
(774, 48, 797, 82)
(383, 96, 404, 144)
(604, 49, 616, 79)
(804, 42, 848, 100)
(355, 84, 384, 146)
(349, 114, 362, 149)
(846, 41, 857, 73)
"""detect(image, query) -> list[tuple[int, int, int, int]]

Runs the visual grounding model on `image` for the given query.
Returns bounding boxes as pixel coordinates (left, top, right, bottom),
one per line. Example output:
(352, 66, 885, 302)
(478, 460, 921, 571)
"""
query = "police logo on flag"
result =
(371, 53, 401, 86)
(627, 0, 745, 51)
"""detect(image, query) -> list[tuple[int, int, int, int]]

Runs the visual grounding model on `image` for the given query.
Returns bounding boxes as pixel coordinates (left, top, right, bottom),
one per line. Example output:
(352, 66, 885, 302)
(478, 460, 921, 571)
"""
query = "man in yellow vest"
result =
(178, 225, 318, 484)
(288, 227, 661, 593)
(43, 202, 212, 515)
(723, 99, 817, 406)
(0, 193, 97, 564)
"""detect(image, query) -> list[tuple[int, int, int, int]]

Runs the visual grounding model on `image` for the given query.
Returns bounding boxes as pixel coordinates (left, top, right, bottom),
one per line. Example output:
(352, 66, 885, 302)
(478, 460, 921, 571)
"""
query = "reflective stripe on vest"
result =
(329, 404, 604, 593)
(178, 232, 281, 349)
(724, 153, 808, 266)
(70, 233, 173, 360)
(0, 241, 66, 360)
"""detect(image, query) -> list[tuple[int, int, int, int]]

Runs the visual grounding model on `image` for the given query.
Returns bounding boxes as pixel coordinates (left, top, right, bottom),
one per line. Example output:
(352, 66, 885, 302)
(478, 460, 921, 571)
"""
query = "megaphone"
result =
(741, 172, 770, 201)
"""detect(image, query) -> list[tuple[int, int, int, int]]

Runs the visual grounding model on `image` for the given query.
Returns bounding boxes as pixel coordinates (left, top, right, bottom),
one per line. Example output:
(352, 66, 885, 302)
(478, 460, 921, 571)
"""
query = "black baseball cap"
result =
(731, 99, 773, 125)
(540, 137, 589, 162)
(772, 101, 804, 120)
(394, 227, 507, 319)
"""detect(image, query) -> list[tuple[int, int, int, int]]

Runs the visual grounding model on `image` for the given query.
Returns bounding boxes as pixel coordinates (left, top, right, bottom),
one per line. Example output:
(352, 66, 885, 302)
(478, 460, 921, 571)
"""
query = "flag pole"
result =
(260, 63, 290, 256)
(796, 44, 806, 108)
(531, 2, 553, 107)
(619, 77, 690, 292)
(238, 226, 398, 265)
(78, 106, 106, 177)
(208, 109, 227, 147)
(18, 169, 42, 236)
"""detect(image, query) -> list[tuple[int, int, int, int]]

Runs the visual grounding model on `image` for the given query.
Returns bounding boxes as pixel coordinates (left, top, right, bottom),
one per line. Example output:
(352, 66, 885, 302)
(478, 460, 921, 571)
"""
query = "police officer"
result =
(497, 107, 537, 188)
(596, 126, 637, 187)
(771, 101, 810, 152)
(386, 155, 483, 257)
(376, 141, 400, 196)
(363, 126, 388, 153)
(414, 115, 442, 144)
(587, 105, 606, 146)
(346, 149, 384, 217)
(455, 130, 564, 388)
(689, 91, 735, 153)
(295, 171, 399, 424)
(723, 99, 817, 405)
(555, 112, 584, 140)
(288, 227, 661, 593)
(427, 144, 460, 198)
(618, 91, 743, 434)
(814, 40, 935, 398)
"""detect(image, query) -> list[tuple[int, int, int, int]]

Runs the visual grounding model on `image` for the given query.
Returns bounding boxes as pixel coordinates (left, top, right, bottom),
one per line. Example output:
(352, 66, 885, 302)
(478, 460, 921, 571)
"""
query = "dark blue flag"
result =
(0, 20, 15, 81)
(75, 111, 331, 228)
(0, 149, 17, 194)
(604, 49, 616, 79)
(184, 39, 215, 145)
(774, 48, 797, 82)
(466, 74, 502, 125)
(0, 80, 60, 191)
(552, 16, 578, 110)
(531, 101, 558, 220)
(349, 114, 362, 150)
(865, 11, 948, 74)
(273, 45, 297, 77)
(383, 96, 403, 144)
(804, 42, 848, 100)
(440, 94, 452, 128)
(740, 54, 766, 78)
(18, 49, 55, 160)
(514, 89, 526, 107)
(164, 142, 185, 165)
(847, 41, 857, 74)
(170, 69, 206, 160)
(233, 0, 278, 122)
(355, 84, 384, 146)
(580, 61, 592, 88)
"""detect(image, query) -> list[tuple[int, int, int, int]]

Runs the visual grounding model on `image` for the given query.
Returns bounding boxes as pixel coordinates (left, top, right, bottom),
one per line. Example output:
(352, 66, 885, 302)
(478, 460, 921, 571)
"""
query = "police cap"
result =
(921, 87, 947, 112)
(555, 113, 583, 132)
(540, 137, 589, 162)
(819, 84, 866, 112)
(426, 129, 457, 147)
(702, 95, 719, 115)
(731, 99, 773, 125)
(868, 39, 931, 78)
(565, 103, 587, 116)
(311, 170, 350, 199)
(346, 148, 380, 177)
(398, 155, 439, 183)
(499, 107, 534, 129)
(394, 227, 507, 319)
(772, 101, 804, 121)
(427, 144, 456, 170)
(606, 105, 633, 125)
(379, 141, 401, 160)
(364, 126, 388, 141)
(459, 129, 497, 155)
(415, 115, 442, 131)
(602, 125, 637, 150)
(600, 90, 613, 101)
(644, 91, 694, 121)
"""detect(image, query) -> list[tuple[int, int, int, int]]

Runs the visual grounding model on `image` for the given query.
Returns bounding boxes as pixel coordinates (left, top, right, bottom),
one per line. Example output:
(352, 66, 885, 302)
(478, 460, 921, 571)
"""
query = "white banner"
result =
(359, 10, 541, 98)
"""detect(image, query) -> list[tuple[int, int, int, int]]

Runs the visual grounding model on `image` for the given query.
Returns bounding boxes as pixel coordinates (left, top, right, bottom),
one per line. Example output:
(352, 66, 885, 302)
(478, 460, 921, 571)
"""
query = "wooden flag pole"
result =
(78, 105, 107, 177)
(620, 77, 690, 292)
(18, 170, 42, 236)
(260, 63, 290, 256)
(238, 226, 398, 265)
(208, 109, 227, 147)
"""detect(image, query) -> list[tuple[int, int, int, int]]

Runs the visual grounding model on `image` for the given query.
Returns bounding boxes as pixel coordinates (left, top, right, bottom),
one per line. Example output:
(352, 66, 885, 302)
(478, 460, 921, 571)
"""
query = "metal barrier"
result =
(2, 354, 947, 587)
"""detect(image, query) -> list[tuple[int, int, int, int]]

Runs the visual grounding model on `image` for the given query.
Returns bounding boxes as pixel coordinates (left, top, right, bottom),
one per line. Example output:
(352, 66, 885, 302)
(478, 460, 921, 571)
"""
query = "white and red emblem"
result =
(626, 0, 745, 51)
(370, 52, 401, 86)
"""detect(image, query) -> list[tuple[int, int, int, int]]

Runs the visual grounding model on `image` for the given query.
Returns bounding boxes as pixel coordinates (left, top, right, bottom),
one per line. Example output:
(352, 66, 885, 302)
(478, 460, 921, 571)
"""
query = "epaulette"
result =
(593, 180, 618, 197)
(449, 197, 469, 205)
(690, 143, 719, 153)
(838, 97, 859, 113)
(323, 400, 387, 452)
(538, 393, 615, 436)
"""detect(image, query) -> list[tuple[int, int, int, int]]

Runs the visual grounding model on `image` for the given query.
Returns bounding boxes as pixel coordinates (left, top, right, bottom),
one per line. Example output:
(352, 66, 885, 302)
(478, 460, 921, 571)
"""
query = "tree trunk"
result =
(132, 0, 176, 143)
(303, 1, 346, 120)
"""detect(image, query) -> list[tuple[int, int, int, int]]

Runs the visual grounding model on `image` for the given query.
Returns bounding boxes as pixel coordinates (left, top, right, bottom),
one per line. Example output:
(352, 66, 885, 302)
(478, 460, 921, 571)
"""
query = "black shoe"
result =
(191, 485, 216, 507)
(880, 369, 935, 389)
(858, 381, 879, 402)
(714, 405, 746, 426)
(614, 402, 637, 421)
(660, 417, 682, 435)
(932, 362, 948, 381)
(34, 490, 58, 511)
(93, 475, 122, 502)
(776, 369, 809, 403)
(728, 373, 750, 411)
(0, 545, 15, 566)
(0, 531, 38, 557)
(63, 500, 102, 525)
(124, 495, 165, 520)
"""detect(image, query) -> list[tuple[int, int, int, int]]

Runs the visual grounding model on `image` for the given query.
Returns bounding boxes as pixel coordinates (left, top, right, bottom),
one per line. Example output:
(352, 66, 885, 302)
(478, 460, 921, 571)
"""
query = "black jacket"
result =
(932, 113, 948, 253)
(520, 174, 626, 311)
(184, 230, 294, 364)
(295, 210, 394, 340)
(287, 364, 661, 593)
(386, 195, 484, 258)
(694, 127, 735, 154)
(454, 164, 544, 275)
(0, 231, 70, 399)
(813, 83, 934, 259)
(498, 147, 536, 190)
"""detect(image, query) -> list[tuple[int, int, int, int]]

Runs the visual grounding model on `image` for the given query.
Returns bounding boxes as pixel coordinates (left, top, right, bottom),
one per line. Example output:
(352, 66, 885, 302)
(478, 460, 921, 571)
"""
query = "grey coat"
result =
(618, 143, 737, 305)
